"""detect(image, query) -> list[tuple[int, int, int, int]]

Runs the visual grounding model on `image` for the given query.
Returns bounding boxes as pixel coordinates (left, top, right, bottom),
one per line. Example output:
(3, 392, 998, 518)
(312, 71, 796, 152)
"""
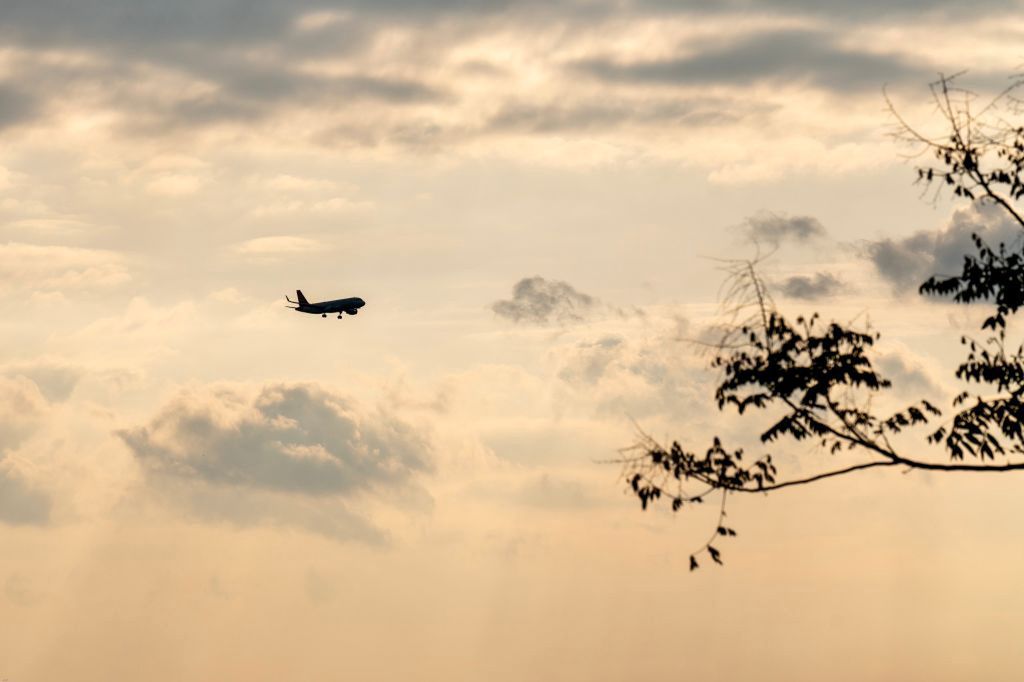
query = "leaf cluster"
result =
(617, 73, 1024, 570)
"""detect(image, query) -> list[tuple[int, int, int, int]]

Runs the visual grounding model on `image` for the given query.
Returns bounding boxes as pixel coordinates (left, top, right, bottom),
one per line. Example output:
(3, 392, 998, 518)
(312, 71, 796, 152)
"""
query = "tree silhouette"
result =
(619, 73, 1024, 570)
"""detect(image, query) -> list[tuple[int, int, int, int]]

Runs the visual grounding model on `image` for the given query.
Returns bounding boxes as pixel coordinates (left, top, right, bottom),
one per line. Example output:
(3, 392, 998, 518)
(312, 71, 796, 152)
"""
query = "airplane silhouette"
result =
(286, 290, 366, 319)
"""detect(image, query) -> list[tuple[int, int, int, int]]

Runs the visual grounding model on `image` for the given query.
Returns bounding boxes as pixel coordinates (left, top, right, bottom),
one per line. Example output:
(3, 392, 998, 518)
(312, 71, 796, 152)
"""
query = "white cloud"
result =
(0, 242, 129, 294)
(293, 10, 352, 33)
(233, 235, 322, 256)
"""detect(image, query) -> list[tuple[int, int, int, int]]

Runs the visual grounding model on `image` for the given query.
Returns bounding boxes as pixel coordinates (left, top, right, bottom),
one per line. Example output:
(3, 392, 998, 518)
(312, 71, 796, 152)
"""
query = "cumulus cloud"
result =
(0, 376, 49, 454)
(776, 271, 844, 300)
(554, 328, 711, 420)
(876, 351, 944, 398)
(2, 362, 81, 403)
(0, 375, 53, 525)
(866, 202, 1022, 292)
(492, 276, 597, 325)
(744, 212, 826, 246)
(119, 383, 433, 542)
(0, 467, 51, 526)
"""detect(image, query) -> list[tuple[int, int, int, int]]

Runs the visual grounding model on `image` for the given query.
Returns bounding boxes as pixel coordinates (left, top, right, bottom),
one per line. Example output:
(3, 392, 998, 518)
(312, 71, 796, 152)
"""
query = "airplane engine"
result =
(345, 309, 359, 315)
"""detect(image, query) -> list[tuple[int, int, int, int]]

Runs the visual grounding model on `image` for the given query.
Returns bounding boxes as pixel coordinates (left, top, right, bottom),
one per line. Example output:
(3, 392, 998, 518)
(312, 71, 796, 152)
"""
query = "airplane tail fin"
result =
(296, 290, 309, 306)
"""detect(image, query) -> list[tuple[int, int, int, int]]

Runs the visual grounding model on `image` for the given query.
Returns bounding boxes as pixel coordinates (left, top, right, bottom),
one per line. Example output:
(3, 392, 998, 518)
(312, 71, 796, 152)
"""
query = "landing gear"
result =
(322, 313, 327, 318)
(337, 314, 343, 319)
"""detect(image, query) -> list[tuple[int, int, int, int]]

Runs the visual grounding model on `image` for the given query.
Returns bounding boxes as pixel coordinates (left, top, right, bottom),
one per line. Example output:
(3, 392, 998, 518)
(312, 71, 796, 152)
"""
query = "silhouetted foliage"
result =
(619, 73, 1024, 569)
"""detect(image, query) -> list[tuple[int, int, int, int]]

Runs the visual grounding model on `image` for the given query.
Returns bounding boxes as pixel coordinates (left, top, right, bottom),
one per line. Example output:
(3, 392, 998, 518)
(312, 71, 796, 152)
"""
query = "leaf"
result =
(708, 546, 722, 565)
(689, 555, 699, 571)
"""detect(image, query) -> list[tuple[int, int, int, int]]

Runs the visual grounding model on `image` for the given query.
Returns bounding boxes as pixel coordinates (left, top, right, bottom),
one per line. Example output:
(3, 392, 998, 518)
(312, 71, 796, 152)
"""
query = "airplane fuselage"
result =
(297, 297, 365, 315)
(287, 290, 365, 318)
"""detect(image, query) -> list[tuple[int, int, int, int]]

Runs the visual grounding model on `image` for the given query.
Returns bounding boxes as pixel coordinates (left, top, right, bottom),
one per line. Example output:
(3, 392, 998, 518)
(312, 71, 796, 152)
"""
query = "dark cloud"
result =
(744, 212, 826, 246)
(0, 83, 39, 131)
(0, 9, 443, 136)
(0, 0, 1012, 141)
(573, 29, 926, 92)
(0, 0, 1007, 142)
(486, 99, 757, 133)
(492, 276, 597, 324)
(117, 68, 443, 135)
(120, 383, 433, 541)
(122, 383, 431, 496)
(177, 53, 443, 105)
(776, 272, 844, 300)
(0, 0, 1008, 53)
(866, 202, 1022, 292)
(640, 0, 1018, 19)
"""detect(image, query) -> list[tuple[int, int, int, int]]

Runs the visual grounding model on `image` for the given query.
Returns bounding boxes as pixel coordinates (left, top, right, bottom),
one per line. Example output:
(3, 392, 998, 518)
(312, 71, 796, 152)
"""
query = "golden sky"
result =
(2, 1, 1024, 680)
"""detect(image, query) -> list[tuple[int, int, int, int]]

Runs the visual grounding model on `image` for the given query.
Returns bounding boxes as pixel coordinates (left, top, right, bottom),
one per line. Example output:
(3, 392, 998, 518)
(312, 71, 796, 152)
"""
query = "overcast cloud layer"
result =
(0, 0, 1019, 170)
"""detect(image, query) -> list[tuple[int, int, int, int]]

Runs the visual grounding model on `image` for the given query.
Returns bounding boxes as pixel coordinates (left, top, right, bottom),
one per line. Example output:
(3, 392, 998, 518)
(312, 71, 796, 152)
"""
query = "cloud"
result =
(744, 212, 826, 246)
(876, 351, 944, 399)
(0, 0, 997, 57)
(0, 242, 129, 294)
(865, 201, 1022, 292)
(2, 362, 81, 403)
(0, 376, 49, 453)
(554, 326, 711, 420)
(573, 29, 926, 92)
(0, 82, 39, 130)
(514, 473, 601, 509)
(0, 375, 53, 525)
(672, 0, 1014, 20)
(0, 11, 442, 139)
(233, 235, 322, 256)
(776, 271, 844, 300)
(484, 98, 760, 133)
(0, 0, 1003, 176)
(119, 383, 433, 541)
(0, 467, 51, 526)
(492, 276, 597, 325)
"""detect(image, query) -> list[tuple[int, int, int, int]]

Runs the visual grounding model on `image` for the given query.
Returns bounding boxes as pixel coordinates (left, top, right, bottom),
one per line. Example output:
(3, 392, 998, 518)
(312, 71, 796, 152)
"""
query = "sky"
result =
(3, 1, 1024, 680)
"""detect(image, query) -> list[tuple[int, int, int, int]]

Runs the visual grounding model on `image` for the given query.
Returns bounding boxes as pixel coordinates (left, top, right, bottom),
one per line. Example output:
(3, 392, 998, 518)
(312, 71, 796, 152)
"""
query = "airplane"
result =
(285, 290, 366, 319)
